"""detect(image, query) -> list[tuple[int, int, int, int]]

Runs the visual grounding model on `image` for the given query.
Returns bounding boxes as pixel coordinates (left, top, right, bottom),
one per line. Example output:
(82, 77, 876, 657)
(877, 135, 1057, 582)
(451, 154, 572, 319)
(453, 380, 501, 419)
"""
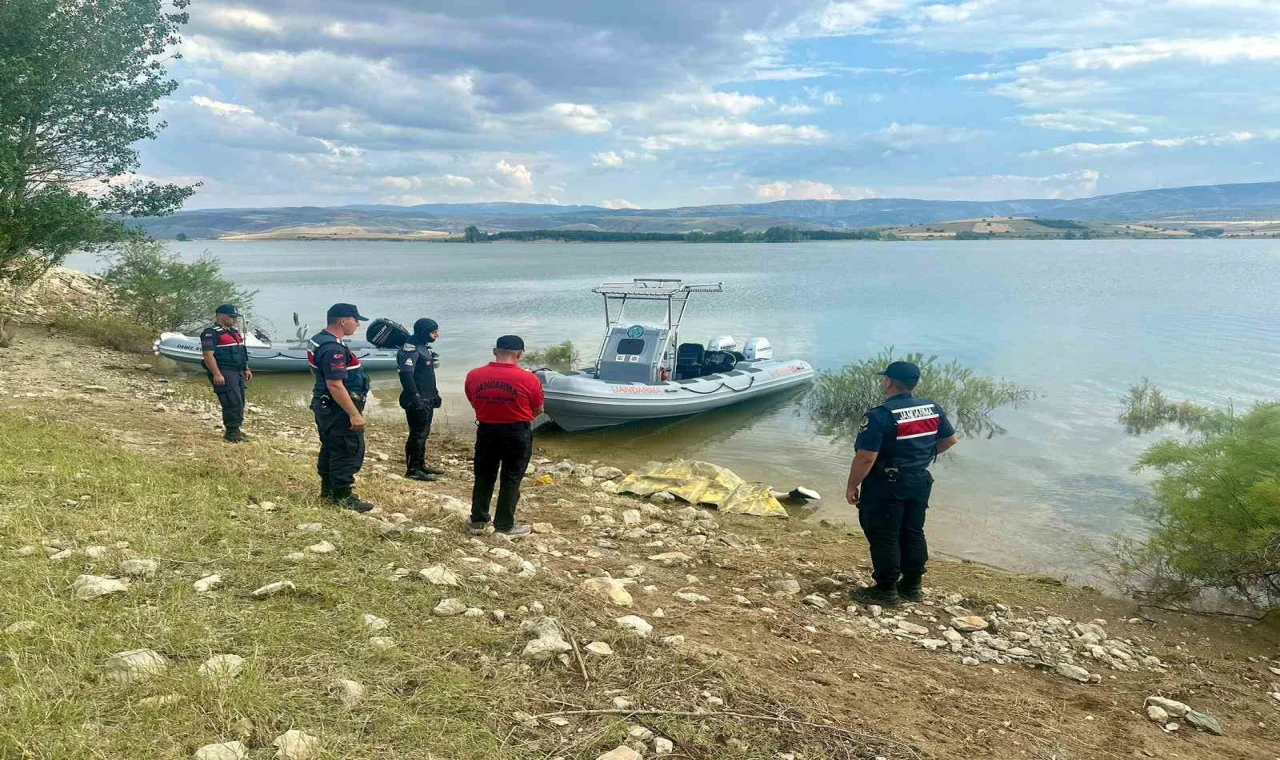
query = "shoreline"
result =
(1, 319, 1277, 757)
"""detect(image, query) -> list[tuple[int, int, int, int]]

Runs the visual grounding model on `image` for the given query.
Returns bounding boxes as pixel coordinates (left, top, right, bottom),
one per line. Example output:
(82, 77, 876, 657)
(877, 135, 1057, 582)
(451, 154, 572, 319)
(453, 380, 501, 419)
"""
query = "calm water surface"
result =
(70, 240, 1280, 579)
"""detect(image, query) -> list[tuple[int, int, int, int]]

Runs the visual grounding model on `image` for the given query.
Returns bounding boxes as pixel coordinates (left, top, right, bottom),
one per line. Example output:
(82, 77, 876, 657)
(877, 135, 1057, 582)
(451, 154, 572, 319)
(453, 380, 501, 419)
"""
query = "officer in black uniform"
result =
(200, 304, 252, 443)
(846, 361, 958, 607)
(309, 303, 374, 513)
(397, 318, 445, 481)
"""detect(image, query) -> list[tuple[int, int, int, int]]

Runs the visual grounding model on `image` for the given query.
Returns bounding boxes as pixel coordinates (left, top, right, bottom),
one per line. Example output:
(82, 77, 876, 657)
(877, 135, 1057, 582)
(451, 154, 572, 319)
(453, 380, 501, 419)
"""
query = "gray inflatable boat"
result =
(535, 279, 814, 431)
(153, 329, 398, 373)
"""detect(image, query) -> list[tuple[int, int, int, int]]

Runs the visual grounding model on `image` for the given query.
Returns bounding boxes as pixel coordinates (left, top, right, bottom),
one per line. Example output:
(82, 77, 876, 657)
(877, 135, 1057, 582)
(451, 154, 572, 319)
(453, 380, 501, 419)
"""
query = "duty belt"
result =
(871, 465, 926, 483)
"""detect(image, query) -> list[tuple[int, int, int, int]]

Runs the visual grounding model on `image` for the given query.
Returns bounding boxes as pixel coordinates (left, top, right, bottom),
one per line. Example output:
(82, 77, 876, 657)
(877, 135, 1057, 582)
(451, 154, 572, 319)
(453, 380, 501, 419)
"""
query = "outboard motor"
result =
(743, 337, 773, 361)
(707, 335, 739, 353)
(366, 318, 412, 349)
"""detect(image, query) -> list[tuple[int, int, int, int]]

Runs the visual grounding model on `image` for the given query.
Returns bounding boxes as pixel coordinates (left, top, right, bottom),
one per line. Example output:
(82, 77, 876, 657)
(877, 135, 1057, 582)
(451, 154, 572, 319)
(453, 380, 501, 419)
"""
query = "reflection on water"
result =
(93, 238, 1280, 581)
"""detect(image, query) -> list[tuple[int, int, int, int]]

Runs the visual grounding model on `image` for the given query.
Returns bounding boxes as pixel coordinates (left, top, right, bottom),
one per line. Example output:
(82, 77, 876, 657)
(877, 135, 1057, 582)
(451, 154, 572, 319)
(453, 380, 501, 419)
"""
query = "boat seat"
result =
(701, 350, 737, 376)
(675, 343, 705, 380)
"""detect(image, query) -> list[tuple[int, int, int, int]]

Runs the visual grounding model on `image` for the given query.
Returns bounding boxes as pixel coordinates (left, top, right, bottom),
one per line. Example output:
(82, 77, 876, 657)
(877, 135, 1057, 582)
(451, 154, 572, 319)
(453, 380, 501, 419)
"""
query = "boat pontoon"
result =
(535, 279, 814, 431)
(153, 317, 399, 373)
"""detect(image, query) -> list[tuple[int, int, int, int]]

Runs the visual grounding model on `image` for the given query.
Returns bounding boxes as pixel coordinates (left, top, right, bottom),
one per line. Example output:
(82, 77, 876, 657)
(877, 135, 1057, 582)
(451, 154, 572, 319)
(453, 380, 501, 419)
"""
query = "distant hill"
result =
(134, 181, 1280, 239)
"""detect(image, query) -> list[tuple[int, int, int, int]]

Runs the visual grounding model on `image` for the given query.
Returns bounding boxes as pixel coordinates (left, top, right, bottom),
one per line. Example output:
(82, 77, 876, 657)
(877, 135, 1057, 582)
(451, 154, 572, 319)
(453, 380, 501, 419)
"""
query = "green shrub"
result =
(49, 311, 155, 354)
(99, 241, 255, 333)
(522, 340, 580, 372)
(1100, 391, 1280, 610)
(807, 347, 1034, 441)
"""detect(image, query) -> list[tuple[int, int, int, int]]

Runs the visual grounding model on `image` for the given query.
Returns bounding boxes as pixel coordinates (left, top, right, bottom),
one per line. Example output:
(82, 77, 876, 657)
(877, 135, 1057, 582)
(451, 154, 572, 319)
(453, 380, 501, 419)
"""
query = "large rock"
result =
(647, 552, 692, 566)
(72, 574, 129, 600)
(595, 747, 642, 760)
(329, 679, 367, 708)
(950, 616, 989, 633)
(1145, 696, 1190, 718)
(198, 654, 245, 682)
(252, 581, 296, 598)
(521, 617, 572, 661)
(194, 574, 222, 593)
(119, 559, 159, 579)
(103, 649, 168, 683)
(1055, 662, 1093, 683)
(676, 591, 712, 604)
(362, 614, 390, 631)
(419, 565, 460, 586)
(272, 730, 321, 759)
(1186, 710, 1224, 736)
(615, 615, 653, 637)
(433, 598, 468, 617)
(194, 742, 248, 760)
(585, 641, 614, 656)
(580, 577, 635, 607)
(770, 578, 802, 596)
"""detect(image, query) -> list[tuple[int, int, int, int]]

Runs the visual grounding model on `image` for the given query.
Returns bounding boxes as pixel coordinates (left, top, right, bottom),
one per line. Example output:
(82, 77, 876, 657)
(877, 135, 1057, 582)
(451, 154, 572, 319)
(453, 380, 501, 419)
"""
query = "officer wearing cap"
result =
(309, 303, 374, 512)
(397, 318, 445, 481)
(200, 304, 252, 442)
(846, 361, 959, 607)
(463, 335, 545, 538)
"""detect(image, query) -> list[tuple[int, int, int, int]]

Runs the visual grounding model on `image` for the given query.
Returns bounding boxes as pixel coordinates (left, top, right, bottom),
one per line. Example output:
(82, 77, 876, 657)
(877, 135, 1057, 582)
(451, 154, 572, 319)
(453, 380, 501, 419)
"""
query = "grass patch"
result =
(48, 311, 155, 354)
(521, 341, 580, 373)
(0, 410, 514, 759)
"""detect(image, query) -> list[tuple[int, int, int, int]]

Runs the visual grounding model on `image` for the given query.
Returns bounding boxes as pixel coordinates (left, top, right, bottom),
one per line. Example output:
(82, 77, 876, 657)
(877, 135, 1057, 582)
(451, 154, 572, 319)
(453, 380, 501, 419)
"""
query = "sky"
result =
(142, 0, 1280, 210)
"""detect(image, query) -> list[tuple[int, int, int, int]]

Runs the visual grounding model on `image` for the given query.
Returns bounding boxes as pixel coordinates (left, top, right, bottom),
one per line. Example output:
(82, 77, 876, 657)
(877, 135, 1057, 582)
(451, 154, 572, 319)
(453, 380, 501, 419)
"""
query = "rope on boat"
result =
(676, 375, 756, 395)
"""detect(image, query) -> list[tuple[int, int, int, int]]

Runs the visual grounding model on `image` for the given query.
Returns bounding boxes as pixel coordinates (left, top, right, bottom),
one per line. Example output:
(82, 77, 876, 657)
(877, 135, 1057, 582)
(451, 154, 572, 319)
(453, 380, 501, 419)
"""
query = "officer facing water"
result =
(846, 361, 958, 607)
(200, 304, 252, 443)
(397, 318, 445, 481)
(464, 335, 544, 538)
(309, 303, 374, 513)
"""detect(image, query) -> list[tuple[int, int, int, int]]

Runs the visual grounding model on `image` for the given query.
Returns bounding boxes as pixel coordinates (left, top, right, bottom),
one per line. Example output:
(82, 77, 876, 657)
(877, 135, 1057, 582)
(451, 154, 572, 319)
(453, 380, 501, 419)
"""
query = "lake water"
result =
(69, 240, 1280, 579)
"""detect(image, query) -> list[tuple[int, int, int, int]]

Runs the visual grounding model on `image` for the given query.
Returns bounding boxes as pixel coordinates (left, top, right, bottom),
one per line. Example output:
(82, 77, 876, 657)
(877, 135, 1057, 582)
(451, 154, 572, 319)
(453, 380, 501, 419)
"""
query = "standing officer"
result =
(846, 361, 958, 607)
(200, 304, 252, 443)
(308, 303, 374, 513)
(464, 335, 544, 537)
(397, 318, 445, 481)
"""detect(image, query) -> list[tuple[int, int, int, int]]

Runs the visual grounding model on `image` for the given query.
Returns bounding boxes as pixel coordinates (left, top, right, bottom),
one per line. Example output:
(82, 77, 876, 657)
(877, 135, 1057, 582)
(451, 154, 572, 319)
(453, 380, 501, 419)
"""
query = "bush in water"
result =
(807, 347, 1033, 441)
(99, 241, 255, 334)
(522, 341, 580, 372)
(1098, 385, 1280, 611)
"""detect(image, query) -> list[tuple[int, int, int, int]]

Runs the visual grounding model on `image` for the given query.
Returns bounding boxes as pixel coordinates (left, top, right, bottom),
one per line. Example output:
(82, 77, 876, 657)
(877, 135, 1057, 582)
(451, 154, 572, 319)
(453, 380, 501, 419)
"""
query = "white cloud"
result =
(1014, 110, 1150, 134)
(1032, 34, 1280, 72)
(600, 198, 639, 209)
(549, 103, 612, 134)
(592, 151, 625, 168)
(190, 95, 254, 117)
(872, 122, 982, 150)
(816, 0, 920, 35)
(1026, 131, 1257, 156)
(640, 119, 827, 151)
(778, 102, 820, 115)
(202, 5, 283, 34)
(493, 160, 534, 187)
(752, 179, 865, 199)
(667, 90, 770, 115)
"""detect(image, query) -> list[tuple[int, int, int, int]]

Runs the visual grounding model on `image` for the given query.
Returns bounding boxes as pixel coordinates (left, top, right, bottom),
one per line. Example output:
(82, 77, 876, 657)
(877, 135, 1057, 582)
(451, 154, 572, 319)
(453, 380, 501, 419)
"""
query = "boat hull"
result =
(538, 359, 814, 431)
(153, 333, 399, 373)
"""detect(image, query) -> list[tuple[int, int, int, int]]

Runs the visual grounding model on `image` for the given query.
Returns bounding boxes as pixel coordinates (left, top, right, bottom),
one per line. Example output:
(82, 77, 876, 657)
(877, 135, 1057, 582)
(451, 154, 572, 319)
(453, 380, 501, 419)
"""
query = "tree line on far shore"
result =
(460, 225, 885, 244)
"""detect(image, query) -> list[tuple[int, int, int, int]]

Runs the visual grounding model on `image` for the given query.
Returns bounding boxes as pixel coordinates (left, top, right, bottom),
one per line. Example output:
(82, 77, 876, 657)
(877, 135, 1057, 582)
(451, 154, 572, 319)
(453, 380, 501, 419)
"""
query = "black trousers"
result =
(403, 405, 434, 471)
(859, 470, 933, 586)
(312, 396, 366, 492)
(470, 422, 533, 531)
(211, 369, 246, 430)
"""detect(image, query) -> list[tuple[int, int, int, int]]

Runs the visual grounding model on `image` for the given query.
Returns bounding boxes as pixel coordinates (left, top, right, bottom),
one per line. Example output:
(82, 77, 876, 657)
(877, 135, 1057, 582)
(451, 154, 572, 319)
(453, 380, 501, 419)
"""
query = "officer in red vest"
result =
(846, 361, 958, 607)
(464, 335, 544, 537)
(200, 304, 252, 442)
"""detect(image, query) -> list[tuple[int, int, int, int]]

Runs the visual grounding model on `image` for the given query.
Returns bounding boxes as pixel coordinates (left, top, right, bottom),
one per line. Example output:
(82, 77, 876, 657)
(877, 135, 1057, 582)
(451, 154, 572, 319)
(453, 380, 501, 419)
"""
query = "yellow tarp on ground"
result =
(616, 459, 788, 518)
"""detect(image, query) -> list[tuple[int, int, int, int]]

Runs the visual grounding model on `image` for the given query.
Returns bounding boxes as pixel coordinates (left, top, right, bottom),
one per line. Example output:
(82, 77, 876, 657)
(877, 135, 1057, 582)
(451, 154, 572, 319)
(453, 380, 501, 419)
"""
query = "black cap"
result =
(327, 303, 369, 323)
(215, 304, 242, 318)
(495, 335, 525, 351)
(880, 361, 921, 387)
(413, 318, 439, 339)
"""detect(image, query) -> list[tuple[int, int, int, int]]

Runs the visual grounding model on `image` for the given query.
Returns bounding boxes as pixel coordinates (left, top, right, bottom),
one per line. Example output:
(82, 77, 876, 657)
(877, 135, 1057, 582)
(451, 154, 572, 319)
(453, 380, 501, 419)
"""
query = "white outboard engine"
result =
(743, 337, 773, 361)
(707, 335, 739, 353)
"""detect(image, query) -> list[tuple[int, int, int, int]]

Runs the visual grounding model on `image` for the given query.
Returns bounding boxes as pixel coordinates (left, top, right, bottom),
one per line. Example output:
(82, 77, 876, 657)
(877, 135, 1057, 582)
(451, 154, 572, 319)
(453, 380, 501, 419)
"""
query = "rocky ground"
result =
(0, 266, 109, 325)
(1, 326, 1279, 760)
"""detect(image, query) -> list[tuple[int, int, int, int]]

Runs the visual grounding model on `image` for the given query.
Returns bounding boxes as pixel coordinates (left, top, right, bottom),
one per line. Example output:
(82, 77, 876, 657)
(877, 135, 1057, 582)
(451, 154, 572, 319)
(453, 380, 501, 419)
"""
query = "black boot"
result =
(851, 583, 902, 608)
(897, 576, 924, 603)
(421, 463, 446, 476)
(224, 428, 247, 443)
(406, 469, 439, 482)
(329, 487, 374, 513)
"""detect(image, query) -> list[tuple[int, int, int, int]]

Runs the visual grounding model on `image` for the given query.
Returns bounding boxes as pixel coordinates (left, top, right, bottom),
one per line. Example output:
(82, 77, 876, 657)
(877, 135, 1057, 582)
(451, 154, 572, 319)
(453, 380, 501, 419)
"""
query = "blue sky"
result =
(143, 0, 1280, 209)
